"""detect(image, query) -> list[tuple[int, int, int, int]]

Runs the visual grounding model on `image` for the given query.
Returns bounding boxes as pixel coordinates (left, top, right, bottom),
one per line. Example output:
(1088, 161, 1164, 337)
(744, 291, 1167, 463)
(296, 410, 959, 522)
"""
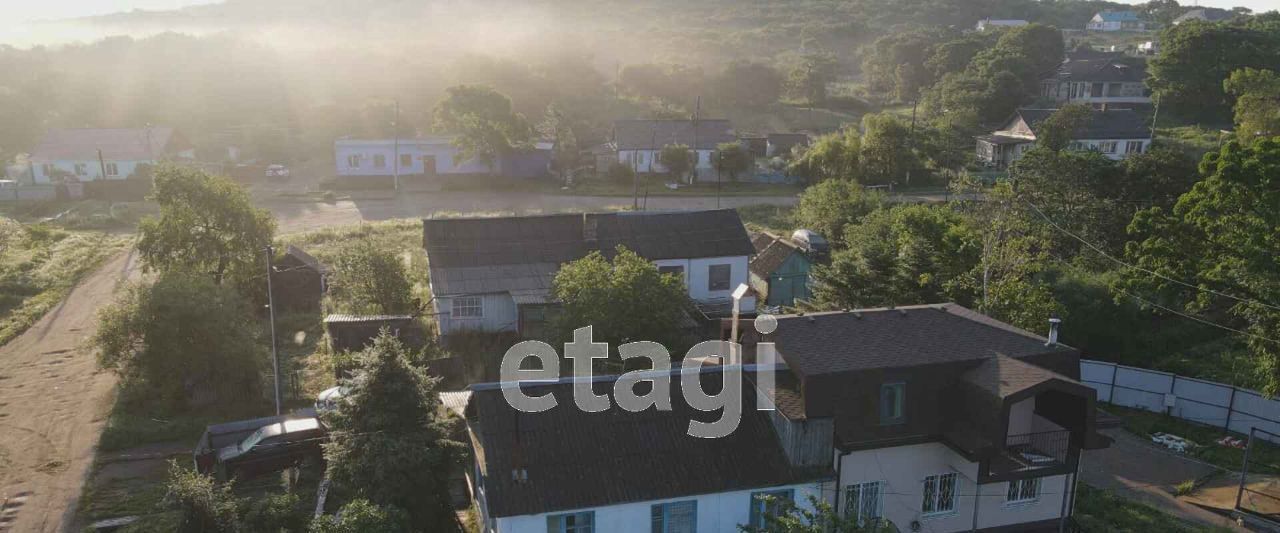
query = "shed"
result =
(323, 314, 428, 353)
(273, 245, 328, 310)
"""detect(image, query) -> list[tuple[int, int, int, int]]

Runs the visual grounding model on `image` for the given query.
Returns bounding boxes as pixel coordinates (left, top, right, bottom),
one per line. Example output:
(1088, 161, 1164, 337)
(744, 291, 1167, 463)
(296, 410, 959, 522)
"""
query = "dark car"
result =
(214, 417, 325, 480)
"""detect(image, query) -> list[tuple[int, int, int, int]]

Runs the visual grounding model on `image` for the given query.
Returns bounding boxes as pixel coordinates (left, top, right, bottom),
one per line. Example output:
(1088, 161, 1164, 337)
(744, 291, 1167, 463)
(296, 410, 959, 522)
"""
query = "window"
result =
(922, 473, 957, 516)
(651, 500, 696, 533)
(1007, 477, 1041, 504)
(74, 163, 88, 176)
(105, 162, 119, 177)
(41, 163, 54, 177)
(845, 481, 883, 524)
(658, 265, 685, 279)
(1098, 141, 1118, 154)
(1125, 141, 1144, 154)
(708, 264, 731, 291)
(400, 153, 413, 168)
(546, 511, 593, 533)
(1090, 82, 1103, 97)
(1067, 142, 1085, 151)
(452, 296, 483, 319)
(879, 382, 905, 425)
(373, 154, 386, 168)
(346, 154, 360, 168)
(748, 489, 794, 529)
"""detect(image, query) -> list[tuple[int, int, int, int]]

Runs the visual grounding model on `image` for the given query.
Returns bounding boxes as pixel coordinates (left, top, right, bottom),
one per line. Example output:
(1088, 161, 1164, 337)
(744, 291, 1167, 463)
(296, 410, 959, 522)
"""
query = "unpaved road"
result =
(0, 251, 139, 533)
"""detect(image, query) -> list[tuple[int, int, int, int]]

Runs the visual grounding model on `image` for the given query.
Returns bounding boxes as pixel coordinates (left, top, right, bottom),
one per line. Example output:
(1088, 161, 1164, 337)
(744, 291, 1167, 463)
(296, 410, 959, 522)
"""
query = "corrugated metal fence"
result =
(1082, 359, 1280, 443)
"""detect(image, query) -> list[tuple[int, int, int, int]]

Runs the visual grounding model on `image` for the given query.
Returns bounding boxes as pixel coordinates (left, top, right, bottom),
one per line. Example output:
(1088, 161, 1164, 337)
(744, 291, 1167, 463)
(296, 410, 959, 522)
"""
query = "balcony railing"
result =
(1005, 429, 1071, 469)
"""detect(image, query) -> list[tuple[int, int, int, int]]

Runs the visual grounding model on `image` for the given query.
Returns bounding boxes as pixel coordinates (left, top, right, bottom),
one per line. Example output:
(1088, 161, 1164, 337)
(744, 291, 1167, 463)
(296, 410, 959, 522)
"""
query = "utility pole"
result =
(264, 245, 282, 415)
(392, 99, 401, 192)
(692, 96, 701, 186)
(97, 149, 108, 180)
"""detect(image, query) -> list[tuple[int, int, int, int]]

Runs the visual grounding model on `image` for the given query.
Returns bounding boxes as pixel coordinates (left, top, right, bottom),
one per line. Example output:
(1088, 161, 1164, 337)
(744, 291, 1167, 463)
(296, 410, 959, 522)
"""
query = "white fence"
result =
(1082, 359, 1280, 443)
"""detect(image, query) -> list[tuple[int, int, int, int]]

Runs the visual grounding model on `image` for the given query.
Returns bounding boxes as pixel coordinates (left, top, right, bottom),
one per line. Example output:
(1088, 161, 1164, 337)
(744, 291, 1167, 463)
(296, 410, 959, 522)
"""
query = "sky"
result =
(10, 0, 218, 23)
(1117, 0, 1280, 12)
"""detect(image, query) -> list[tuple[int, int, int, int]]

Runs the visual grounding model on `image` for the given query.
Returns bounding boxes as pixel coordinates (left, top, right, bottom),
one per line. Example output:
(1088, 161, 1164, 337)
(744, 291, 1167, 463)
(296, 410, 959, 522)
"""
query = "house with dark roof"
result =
(1085, 10, 1146, 32)
(463, 303, 1109, 532)
(748, 232, 814, 308)
(1039, 59, 1151, 107)
(30, 127, 194, 184)
(976, 108, 1153, 168)
(422, 209, 757, 341)
(610, 119, 737, 183)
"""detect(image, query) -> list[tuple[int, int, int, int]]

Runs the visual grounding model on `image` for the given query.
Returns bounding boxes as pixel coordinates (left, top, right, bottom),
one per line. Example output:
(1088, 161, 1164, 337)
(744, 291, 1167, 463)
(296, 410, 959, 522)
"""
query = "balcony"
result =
(989, 430, 1072, 476)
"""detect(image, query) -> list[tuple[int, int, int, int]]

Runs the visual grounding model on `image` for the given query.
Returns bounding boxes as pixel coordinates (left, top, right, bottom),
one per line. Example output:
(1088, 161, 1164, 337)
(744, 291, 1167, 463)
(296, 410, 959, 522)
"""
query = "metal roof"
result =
(612, 119, 736, 150)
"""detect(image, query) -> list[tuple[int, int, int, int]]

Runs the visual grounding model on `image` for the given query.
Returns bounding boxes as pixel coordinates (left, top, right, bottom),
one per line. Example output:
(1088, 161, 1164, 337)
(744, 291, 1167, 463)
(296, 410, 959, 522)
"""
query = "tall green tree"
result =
(322, 331, 462, 531)
(539, 103, 581, 183)
(792, 179, 886, 246)
(786, 52, 838, 105)
(1149, 21, 1280, 121)
(1123, 137, 1280, 393)
(328, 239, 416, 315)
(94, 272, 264, 413)
(712, 60, 783, 108)
(137, 165, 276, 288)
(1224, 68, 1280, 138)
(787, 127, 861, 183)
(658, 144, 695, 183)
(1035, 105, 1093, 152)
(859, 113, 921, 186)
(432, 85, 532, 173)
(714, 142, 753, 182)
(552, 247, 691, 354)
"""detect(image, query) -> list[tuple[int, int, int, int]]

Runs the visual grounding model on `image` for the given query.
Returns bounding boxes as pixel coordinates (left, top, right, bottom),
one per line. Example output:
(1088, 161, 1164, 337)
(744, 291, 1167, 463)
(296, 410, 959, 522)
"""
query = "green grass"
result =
(736, 204, 795, 234)
(1109, 404, 1280, 475)
(0, 220, 129, 346)
(1075, 484, 1229, 532)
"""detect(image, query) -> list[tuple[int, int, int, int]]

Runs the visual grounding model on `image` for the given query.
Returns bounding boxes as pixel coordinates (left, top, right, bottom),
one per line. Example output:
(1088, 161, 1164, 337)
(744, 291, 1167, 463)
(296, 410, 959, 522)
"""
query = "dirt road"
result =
(0, 251, 138, 533)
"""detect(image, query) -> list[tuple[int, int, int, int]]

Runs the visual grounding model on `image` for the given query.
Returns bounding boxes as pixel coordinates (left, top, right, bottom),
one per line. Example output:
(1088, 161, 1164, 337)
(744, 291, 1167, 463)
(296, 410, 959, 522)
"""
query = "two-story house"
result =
(463, 303, 1110, 532)
(612, 119, 737, 183)
(1039, 59, 1151, 108)
(976, 108, 1152, 168)
(422, 209, 757, 342)
(29, 127, 194, 183)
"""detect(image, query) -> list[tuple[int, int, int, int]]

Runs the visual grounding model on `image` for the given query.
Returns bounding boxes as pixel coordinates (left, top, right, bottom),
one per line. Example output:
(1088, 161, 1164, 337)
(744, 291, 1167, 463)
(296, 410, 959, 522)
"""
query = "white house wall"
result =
(32, 159, 149, 183)
(654, 256, 754, 312)
(334, 141, 491, 176)
(836, 442, 1067, 532)
(491, 482, 830, 533)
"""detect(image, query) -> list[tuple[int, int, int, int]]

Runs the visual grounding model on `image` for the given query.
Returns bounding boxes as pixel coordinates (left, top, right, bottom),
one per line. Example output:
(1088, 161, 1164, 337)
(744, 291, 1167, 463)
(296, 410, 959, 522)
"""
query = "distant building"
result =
(611, 119, 737, 182)
(1039, 59, 1151, 107)
(272, 245, 329, 311)
(1173, 8, 1234, 25)
(1086, 11, 1146, 32)
(30, 127, 194, 184)
(976, 108, 1153, 168)
(333, 137, 552, 180)
(975, 18, 1029, 31)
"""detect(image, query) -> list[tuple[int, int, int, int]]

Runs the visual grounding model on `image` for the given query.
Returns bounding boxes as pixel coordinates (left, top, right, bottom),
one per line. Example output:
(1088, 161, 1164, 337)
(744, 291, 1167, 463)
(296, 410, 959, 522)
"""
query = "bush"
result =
(606, 161, 635, 183)
(163, 461, 240, 533)
(242, 492, 308, 532)
(310, 499, 411, 533)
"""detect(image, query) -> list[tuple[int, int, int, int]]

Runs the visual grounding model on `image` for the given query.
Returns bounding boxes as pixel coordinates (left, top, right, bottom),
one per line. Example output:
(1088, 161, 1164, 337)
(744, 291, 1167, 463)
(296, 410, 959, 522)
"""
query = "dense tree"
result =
(658, 144, 695, 183)
(619, 63, 705, 108)
(539, 103, 581, 183)
(551, 246, 692, 355)
(1223, 68, 1280, 138)
(791, 179, 886, 246)
(432, 85, 533, 173)
(862, 27, 955, 101)
(925, 34, 995, 82)
(94, 272, 264, 413)
(859, 113, 922, 186)
(714, 142, 753, 182)
(786, 52, 838, 105)
(327, 238, 417, 316)
(137, 165, 276, 288)
(712, 60, 783, 108)
(1035, 104, 1093, 152)
(164, 462, 240, 533)
(1123, 137, 1280, 393)
(323, 331, 462, 530)
(310, 499, 411, 533)
(1012, 148, 1128, 256)
(787, 127, 861, 183)
(1149, 21, 1280, 121)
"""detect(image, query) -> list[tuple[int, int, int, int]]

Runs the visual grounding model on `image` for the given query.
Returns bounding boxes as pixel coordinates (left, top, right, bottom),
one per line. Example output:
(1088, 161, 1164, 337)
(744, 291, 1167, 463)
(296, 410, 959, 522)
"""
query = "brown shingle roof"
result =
(466, 369, 825, 517)
(749, 236, 802, 278)
(962, 354, 1081, 399)
(769, 304, 1071, 376)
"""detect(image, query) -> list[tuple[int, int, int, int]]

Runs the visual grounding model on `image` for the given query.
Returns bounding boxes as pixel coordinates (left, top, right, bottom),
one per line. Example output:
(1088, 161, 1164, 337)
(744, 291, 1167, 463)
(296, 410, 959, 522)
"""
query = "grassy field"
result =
(1075, 484, 1230, 532)
(0, 218, 130, 346)
(1109, 404, 1280, 475)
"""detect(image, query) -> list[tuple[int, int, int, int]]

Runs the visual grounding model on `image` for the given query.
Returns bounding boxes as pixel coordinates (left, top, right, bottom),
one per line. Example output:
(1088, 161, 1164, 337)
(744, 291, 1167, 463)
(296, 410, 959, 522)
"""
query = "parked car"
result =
(215, 417, 325, 480)
(266, 164, 290, 178)
(194, 412, 314, 474)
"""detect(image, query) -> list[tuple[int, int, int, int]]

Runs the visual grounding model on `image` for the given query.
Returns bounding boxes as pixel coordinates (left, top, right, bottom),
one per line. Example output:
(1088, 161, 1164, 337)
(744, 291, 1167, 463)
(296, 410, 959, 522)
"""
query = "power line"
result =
(1113, 286, 1280, 346)
(1020, 197, 1280, 313)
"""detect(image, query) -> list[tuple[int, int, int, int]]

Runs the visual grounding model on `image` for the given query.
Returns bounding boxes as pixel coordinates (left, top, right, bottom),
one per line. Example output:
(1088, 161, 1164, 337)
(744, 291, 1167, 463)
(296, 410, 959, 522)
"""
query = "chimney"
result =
(582, 213, 598, 244)
(1046, 317, 1062, 346)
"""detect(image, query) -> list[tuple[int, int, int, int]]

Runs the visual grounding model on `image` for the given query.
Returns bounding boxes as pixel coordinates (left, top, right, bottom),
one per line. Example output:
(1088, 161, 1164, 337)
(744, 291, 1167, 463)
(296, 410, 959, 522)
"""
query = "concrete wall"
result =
(837, 442, 1068, 532)
(1082, 359, 1280, 443)
(491, 482, 830, 533)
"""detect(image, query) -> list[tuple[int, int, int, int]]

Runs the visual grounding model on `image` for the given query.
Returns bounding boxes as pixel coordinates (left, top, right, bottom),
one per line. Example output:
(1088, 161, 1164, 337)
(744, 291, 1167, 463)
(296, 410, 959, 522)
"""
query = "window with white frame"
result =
(708, 264, 731, 291)
(74, 163, 88, 176)
(105, 162, 119, 177)
(373, 154, 387, 168)
(1007, 477, 1041, 504)
(921, 472, 957, 516)
(650, 500, 696, 533)
(1098, 141, 1118, 154)
(845, 481, 883, 524)
(451, 296, 483, 319)
(1125, 140, 1144, 154)
(748, 489, 794, 529)
(346, 154, 360, 168)
(546, 511, 593, 533)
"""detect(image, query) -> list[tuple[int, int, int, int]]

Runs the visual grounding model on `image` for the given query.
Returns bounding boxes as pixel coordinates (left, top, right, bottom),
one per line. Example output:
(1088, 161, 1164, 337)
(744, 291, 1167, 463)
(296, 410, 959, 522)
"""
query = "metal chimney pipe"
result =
(1047, 317, 1062, 346)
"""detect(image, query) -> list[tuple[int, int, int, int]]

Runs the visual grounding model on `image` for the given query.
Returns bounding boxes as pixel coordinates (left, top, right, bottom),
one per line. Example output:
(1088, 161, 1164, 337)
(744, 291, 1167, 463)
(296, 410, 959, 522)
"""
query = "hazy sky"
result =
(8, 0, 1279, 23)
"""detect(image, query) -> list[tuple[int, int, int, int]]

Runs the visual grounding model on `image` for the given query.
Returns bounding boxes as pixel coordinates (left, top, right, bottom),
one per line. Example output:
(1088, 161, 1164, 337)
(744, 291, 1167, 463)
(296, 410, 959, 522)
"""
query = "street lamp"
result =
(730, 283, 749, 365)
